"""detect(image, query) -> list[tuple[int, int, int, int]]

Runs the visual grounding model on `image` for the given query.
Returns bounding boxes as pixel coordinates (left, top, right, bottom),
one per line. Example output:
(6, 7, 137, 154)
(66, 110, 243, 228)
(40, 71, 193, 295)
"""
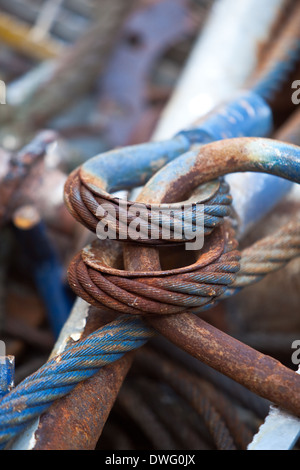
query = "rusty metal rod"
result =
(144, 313, 300, 417)
(33, 353, 134, 450)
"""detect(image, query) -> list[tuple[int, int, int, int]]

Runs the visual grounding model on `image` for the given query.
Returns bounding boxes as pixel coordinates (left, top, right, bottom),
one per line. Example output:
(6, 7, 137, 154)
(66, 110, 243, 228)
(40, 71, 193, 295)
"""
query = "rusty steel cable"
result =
(63, 92, 274, 244)
(32, 353, 134, 451)
(1, 134, 300, 449)
(64, 136, 300, 248)
(150, 336, 270, 420)
(1, 136, 300, 448)
(233, 217, 300, 289)
(67, 137, 300, 313)
(132, 378, 215, 450)
(117, 134, 300, 416)
(0, 3, 300, 452)
(0, 316, 154, 449)
(67, 223, 240, 315)
(118, 133, 300, 415)
(135, 348, 255, 450)
(65, 168, 232, 241)
(30, 303, 134, 451)
(117, 384, 178, 450)
(3, 41, 300, 445)
(134, 350, 236, 450)
(68, 214, 300, 314)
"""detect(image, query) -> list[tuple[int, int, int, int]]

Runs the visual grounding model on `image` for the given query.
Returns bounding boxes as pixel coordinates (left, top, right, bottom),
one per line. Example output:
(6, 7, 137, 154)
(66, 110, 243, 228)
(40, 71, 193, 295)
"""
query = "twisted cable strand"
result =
(67, 221, 240, 316)
(117, 385, 178, 450)
(135, 349, 236, 450)
(1, 209, 299, 448)
(65, 170, 232, 241)
(69, 251, 240, 315)
(232, 218, 300, 289)
(68, 215, 300, 315)
(3, 132, 300, 447)
(0, 316, 154, 449)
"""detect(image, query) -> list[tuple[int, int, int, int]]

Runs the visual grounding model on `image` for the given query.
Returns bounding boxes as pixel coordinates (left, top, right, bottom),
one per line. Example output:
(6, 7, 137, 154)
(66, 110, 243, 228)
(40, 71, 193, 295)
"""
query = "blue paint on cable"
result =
(0, 315, 154, 448)
(81, 91, 273, 194)
(0, 358, 14, 399)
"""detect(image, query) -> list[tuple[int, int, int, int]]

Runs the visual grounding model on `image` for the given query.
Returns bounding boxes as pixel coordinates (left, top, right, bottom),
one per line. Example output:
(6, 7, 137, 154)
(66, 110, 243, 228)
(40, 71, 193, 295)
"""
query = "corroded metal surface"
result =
(145, 313, 300, 417)
(96, 0, 195, 148)
(67, 225, 240, 315)
(0, 130, 56, 223)
(2, 0, 300, 452)
(33, 353, 133, 450)
(64, 92, 273, 240)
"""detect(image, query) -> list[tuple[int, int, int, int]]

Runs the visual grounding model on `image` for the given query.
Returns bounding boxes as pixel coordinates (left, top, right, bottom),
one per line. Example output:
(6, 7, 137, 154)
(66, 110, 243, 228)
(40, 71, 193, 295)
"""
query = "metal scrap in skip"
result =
(0, 0, 299, 453)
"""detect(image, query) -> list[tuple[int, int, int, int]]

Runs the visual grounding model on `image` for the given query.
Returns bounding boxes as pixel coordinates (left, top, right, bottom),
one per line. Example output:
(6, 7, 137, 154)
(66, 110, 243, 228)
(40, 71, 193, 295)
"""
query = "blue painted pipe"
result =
(13, 218, 74, 338)
(80, 90, 294, 240)
(81, 91, 273, 194)
(177, 91, 273, 143)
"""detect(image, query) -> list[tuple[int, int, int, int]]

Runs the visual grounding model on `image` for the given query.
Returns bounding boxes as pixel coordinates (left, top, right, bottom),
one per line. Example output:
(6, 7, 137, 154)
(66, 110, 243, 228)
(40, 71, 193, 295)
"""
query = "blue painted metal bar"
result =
(77, 90, 295, 241)
(80, 91, 273, 194)
(4, 19, 300, 446)
(13, 208, 73, 338)
(140, 138, 300, 202)
(176, 91, 272, 144)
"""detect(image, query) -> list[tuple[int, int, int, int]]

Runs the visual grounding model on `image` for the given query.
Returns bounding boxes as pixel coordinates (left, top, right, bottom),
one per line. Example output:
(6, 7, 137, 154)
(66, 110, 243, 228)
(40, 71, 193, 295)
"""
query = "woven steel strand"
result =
(68, 249, 240, 315)
(1, 219, 299, 448)
(69, 216, 300, 312)
(135, 349, 249, 450)
(221, 218, 300, 298)
(3, 137, 300, 446)
(1, 15, 300, 448)
(67, 214, 300, 311)
(64, 170, 233, 241)
(0, 316, 154, 449)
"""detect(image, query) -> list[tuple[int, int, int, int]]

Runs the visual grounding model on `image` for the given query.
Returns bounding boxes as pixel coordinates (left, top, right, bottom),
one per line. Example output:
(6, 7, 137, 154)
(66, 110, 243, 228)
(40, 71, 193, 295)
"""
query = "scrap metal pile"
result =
(0, 0, 299, 451)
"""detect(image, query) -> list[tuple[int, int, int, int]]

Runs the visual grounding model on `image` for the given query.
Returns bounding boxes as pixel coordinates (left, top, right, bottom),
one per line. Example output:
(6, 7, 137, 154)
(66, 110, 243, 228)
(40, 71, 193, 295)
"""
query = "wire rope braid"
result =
(63, 10, 300, 243)
(1, 16, 300, 449)
(65, 167, 232, 241)
(67, 137, 300, 311)
(63, 88, 276, 246)
(227, 216, 300, 294)
(67, 223, 240, 315)
(1, 137, 300, 448)
(0, 316, 154, 449)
